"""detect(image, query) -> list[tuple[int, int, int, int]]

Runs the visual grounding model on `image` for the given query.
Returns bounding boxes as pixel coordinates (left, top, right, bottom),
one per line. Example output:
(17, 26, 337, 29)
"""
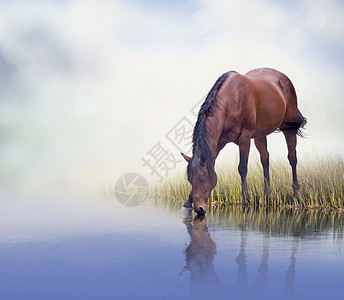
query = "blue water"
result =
(0, 193, 343, 300)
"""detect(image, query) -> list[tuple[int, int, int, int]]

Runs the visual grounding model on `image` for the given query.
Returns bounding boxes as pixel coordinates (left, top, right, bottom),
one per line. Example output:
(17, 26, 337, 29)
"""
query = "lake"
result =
(0, 192, 343, 300)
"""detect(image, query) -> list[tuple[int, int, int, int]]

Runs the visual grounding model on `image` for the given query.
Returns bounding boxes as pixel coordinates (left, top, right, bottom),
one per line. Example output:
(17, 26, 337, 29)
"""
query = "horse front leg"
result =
(183, 190, 193, 208)
(238, 136, 251, 204)
(180, 191, 193, 215)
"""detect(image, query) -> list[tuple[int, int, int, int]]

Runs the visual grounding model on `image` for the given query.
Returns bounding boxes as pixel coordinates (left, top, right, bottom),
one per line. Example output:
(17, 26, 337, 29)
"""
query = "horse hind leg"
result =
(254, 136, 270, 204)
(283, 131, 300, 193)
(279, 110, 304, 194)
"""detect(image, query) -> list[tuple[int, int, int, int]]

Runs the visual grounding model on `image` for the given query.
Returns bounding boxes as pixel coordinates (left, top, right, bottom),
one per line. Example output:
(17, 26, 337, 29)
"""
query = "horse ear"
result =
(181, 153, 191, 163)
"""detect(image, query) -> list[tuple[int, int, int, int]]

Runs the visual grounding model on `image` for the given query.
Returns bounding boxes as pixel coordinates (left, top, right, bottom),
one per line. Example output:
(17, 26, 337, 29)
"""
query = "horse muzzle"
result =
(195, 206, 206, 215)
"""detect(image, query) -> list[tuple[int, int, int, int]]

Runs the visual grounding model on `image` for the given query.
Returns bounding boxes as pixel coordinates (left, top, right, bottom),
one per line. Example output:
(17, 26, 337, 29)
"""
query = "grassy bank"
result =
(155, 154, 344, 211)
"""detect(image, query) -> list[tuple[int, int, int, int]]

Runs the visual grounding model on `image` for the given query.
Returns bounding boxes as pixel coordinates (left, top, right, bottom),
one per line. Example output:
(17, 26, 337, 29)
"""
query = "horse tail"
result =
(297, 109, 307, 136)
(280, 109, 307, 137)
(278, 77, 307, 137)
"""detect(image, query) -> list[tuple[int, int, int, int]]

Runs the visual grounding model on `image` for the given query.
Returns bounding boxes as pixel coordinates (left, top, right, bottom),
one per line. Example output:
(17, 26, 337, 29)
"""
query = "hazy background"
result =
(1, 0, 343, 195)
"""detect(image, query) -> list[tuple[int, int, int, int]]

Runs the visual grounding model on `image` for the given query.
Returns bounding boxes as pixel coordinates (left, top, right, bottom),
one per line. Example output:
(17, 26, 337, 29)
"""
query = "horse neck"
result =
(205, 107, 225, 160)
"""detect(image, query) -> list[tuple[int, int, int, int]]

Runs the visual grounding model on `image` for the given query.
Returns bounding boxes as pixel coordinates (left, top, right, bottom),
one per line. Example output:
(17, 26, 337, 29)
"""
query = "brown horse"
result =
(181, 68, 306, 215)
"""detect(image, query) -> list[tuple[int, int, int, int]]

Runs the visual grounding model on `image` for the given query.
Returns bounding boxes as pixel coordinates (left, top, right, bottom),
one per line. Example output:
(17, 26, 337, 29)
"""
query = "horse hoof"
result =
(179, 206, 193, 216)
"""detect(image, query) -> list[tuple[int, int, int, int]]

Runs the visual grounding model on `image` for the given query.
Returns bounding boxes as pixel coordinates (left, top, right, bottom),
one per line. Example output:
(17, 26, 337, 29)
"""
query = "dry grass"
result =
(154, 154, 344, 211)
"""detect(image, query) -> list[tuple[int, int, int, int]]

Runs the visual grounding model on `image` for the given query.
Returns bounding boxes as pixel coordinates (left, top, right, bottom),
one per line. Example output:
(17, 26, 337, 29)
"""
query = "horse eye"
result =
(200, 177, 205, 183)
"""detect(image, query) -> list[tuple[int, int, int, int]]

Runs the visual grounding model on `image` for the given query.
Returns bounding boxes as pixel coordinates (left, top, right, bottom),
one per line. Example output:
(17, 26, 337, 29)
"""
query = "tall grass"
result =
(154, 154, 344, 211)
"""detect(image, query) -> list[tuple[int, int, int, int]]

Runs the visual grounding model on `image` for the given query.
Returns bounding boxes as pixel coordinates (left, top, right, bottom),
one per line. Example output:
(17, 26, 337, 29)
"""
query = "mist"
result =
(1, 0, 343, 194)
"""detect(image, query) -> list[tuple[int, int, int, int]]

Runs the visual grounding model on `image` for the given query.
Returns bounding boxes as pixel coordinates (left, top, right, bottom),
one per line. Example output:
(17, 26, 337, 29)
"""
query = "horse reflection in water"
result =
(253, 235, 270, 294)
(233, 231, 298, 299)
(180, 214, 299, 298)
(285, 238, 298, 298)
(180, 215, 222, 291)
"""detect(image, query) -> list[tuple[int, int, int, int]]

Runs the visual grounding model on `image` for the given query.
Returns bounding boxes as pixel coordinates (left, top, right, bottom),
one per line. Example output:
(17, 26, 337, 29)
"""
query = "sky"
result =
(0, 0, 343, 194)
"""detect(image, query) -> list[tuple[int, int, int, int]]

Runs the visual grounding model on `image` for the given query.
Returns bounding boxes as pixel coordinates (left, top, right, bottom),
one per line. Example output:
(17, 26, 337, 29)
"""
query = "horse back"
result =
(213, 68, 299, 145)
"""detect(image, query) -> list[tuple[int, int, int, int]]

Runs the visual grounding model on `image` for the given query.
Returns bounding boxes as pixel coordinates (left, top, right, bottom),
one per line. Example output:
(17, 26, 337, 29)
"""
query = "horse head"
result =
(182, 153, 217, 215)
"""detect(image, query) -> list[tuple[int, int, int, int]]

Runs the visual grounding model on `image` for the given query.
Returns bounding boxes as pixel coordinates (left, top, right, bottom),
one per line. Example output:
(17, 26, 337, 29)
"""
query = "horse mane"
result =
(187, 71, 232, 180)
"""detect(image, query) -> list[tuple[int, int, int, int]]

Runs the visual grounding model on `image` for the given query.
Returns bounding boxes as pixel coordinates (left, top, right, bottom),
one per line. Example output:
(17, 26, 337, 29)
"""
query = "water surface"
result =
(0, 193, 343, 299)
